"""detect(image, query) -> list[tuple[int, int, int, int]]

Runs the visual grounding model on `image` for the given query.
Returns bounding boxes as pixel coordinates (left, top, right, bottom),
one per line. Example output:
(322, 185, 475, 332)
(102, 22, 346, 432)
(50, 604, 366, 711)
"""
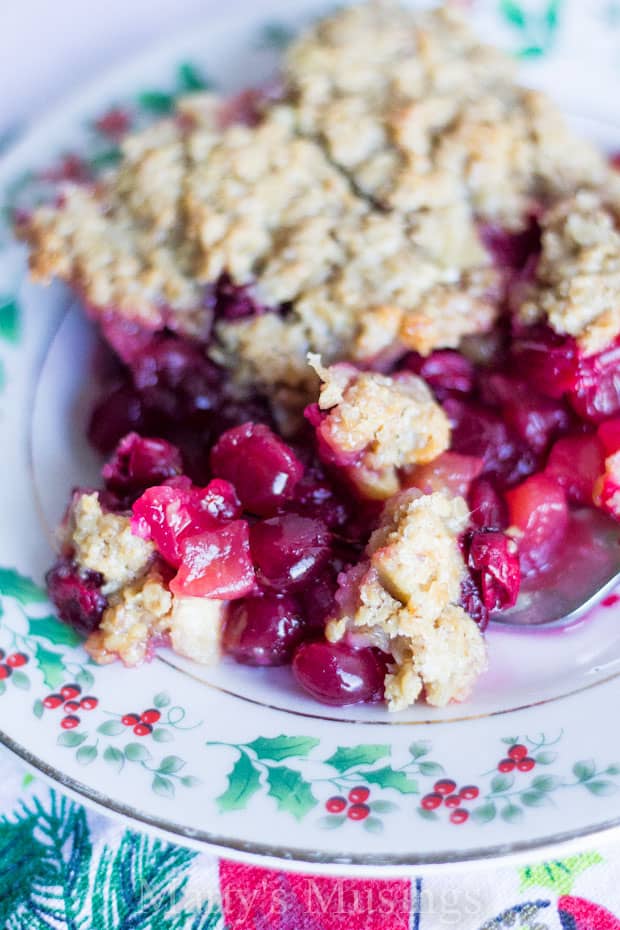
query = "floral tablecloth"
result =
(2, 0, 620, 926)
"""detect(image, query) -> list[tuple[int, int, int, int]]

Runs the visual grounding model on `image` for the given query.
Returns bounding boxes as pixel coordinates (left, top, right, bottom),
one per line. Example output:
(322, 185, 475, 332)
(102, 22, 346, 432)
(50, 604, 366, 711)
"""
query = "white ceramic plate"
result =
(2, 0, 620, 875)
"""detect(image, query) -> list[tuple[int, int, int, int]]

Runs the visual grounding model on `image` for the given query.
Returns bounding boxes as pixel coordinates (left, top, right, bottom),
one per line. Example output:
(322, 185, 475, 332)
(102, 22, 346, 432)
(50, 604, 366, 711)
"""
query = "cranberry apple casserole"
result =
(18, 2, 620, 711)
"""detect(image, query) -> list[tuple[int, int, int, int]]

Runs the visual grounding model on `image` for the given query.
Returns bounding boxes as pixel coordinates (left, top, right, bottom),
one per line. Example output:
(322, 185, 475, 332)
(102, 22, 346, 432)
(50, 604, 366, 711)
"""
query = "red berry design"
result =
(444, 794, 461, 808)
(0, 665, 11, 680)
(450, 809, 469, 825)
(498, 759, 516, 773)
(133, 723, 153, 737)
(508, 744, 528, 762)
(348, 786, 370, 804)
(43, 694, 63, 709)
(325, 796, 347, 814)
(140, 709, 161, 724)
(421, 793, 443, 810)
(60, 684, 81, 701)
(434, 779, 457, 796)
(6, 652, 28, 668)
(61, 715, 80, 729)
(459, 785, 480, 801)
(517, 757, 536, 772)
(64, 700, 80, 713)
(347, 803, 370, 821)
(0, 649, 4, 660)
(80, 696, 98, 710)
(121, 713, 140, 726)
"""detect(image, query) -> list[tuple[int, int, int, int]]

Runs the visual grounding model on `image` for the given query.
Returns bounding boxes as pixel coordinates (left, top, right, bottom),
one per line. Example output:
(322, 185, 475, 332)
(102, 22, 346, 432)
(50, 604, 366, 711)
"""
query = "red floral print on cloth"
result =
(218, 861, 412, 930)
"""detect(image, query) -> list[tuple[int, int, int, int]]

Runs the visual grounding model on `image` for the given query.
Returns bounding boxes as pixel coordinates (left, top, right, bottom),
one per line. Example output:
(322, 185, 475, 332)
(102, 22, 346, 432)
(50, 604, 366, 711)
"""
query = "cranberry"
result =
(598, 418, 620, 455)
(459, 785, 479, 800)
(95, 107, 132, 140)
(508, 744, 528, 762)
(347, 804, 370, 821)
(292, 641, 387, 706)
(61, 715, 80, 730)
(6, 652, 28, 668)
(467, 477, 508, 530)
(80, 696, 98, 710)
(211, 422, 304, 517)
(88, 384, 147, 454)
(506, 473, 568, 576)
(250, 514, 331, 591)
(133, 723, 152, 737)
(498, 759, 516, 773)
(348, 786, 370, 804)
(63, 700, 80, 713)
(43, 694, 63, 709)
(512, 325, 578, 400)
(434, 779, 457, 796)
(0, 665, 12, 680)
(171, 521, 255, 598)
(122, 713, 140, 726)
(102, 433, 183, 499)
(450, 809, 469, 825)
(60, 684, 81, 701)
(404, 350, 475, 397)
(460, 573, 490, 630)
(410, 452, 483, 498)
(444, 794, 461, 808)
(481, 217, 541, 272)
(223, 593, 305, 666)
(569, 337, 620, 423)
(130, 336, 221, 418)
(517, 757, 536, 772)
(46, 559, 107, 637)
(481, 373, 571, 455)
(325, 796, 347, 814)
(209, 273, 267, 320)
(466, 530, 521, 611)
(141, 709, 161, 724)
(545, 433, 604, 506)
(421, 793, 443, 810)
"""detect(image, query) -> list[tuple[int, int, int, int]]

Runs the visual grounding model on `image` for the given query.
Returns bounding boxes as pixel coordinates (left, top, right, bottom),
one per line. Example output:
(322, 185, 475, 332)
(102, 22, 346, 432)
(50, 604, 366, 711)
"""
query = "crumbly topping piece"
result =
(519, 191, 620, 354)
(311, 359, 450, 498)
(169, 596, 226, 665)
(86, 569, 173, 666)
(286, 2, 610, 227)
(326, 489, 486, 709)
(69, 493, 155, 595)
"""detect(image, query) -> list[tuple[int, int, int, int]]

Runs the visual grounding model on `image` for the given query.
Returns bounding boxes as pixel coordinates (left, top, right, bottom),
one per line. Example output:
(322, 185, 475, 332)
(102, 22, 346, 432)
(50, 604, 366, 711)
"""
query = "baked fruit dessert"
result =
(17, 1, 620, 710)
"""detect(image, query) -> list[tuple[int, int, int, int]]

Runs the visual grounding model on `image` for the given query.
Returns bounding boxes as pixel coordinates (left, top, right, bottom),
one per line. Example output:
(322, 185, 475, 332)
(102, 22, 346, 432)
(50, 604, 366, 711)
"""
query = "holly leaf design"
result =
(491, 773, 515, 793)
(0, 296, 20, 343)
(125, 743, 151, 763)
(521, 790, 547, 807)
(57, 732, 87, 748)
(97, 720, 124, 736)
(216, 751, 261, 812)
(28, 614, 80, 647)
(363, 817, 383, 834)
(471, 801, 497, 824)
(584, 780, 618, 797)
(324, 744, 390, 773)
(0, 568, 46, 604)
(500, 0, 527, 29)
(318, 814, 346, 830)
(531, 775, 562, 793)
(418, 761, 444, 776)
(138, 91, 175, 114)
(520, 853, 604, 895)
(246, 735, 320, 762)
(363, 767, 419, 795)
(535, 751, 558, 765)
(11, 671, 29, 690)
(152, 727, 173, 743)
(152, 775, 175, 799)
(409, 741, 431, 759)
(153, 691, 171, 709)
(103, 746, 124, 772)
(265, 766, 318, 820)
(177, 62, 212, 93)
(573, 759, 596, 782)
(417, 807, 439, 821)
(158, 756, 185, 775)
(34, 643, 68, 689)
(501, 804, 524, 823)
(76, 745, 98, 765)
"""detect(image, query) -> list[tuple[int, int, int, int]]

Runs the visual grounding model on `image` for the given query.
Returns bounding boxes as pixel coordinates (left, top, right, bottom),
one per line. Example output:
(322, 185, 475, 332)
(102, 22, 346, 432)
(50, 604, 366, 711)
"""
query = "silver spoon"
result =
(491, 508, 620, 628)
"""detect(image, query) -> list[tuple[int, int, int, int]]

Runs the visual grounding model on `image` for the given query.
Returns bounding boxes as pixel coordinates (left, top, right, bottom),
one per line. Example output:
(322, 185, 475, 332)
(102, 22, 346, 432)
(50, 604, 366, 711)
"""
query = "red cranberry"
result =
(511, 325, 578, 400)
(481, 217, 541, 272)
(141, 709, 161, 724)
(598, 418, 620, 455)
(460, 573, 490, 630)
(347, 804, 370, 821)
(61, 715, 80, 729)
(325, 796, 347, 814)
(466, 530, 521, 611)
(292, 641, 387, 706)
(130, 336, 221, 418)
(480, 373, 571, 455)
(410, 452, 483, 498)
(95, 107, 132, 140)
(46, 559, 107, 637)
(545, 433, 604, 507)
(348, 786, 370, 804)
(517, 757, 536, 772)
(421, 793, 443, 810)
(498, 759, 515, 773)
(133, 723, 152, 737)
(459, 785, 480, 800)
(60, 684, 81, 701)
(450, 809, 469, 825)
(249, 514, 331, 591)
(102, 432, 183, 498)
(467, 478, 508, 530)
(506, 473, 568, 576)
(6, 652, 28, 668)
(223, 593, 306, 666)
(122, 713, 140, 726)
(444, 794, 461, 808)
(569, 337, 620, 423)
(507, 744, 528, 762)
(80, 696, 98, 710)
(434, 779, 457, 796)
(211, 422, 304, 517)
(88, 384, 147, 455)
(0, 665, 11, 680)
(170, 521, 255, 598)
(63, 700, 80, 713)
(43, 694, 63, 709)
(209, 273, 268, 320)
(404, 350, 475, 397)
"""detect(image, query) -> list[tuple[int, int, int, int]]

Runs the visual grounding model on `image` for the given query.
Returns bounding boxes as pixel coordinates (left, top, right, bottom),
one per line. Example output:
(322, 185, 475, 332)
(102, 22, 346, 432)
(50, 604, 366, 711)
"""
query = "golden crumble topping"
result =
(169, 596, 225, 666)
(326, 489, 486, 709)
(311, 357, 450, 498)
(519, 191, 620, 355)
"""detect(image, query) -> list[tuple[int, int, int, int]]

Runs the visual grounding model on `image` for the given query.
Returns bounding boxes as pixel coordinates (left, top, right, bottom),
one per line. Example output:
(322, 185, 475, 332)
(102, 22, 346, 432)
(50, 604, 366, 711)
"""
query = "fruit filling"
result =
(20, 1, 620, 710)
